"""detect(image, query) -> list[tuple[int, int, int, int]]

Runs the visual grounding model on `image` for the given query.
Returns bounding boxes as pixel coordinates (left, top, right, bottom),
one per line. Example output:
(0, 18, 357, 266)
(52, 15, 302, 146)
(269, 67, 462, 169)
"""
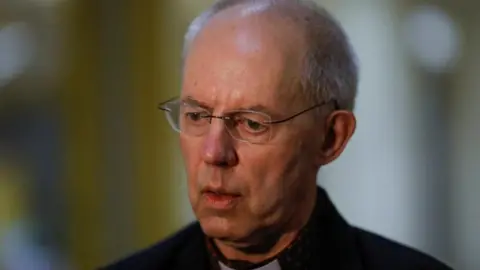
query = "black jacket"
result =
(104, 187, 452, 270)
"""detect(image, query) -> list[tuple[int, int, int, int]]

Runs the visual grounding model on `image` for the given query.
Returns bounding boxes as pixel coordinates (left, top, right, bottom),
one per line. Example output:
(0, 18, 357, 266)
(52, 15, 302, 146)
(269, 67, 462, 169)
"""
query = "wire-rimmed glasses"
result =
(158, 97, 334, 144)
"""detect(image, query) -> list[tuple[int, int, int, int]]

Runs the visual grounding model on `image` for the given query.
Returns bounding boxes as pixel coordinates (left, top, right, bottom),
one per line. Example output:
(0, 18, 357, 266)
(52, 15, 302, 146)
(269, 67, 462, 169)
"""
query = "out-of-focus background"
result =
(0, 0, 478, 269)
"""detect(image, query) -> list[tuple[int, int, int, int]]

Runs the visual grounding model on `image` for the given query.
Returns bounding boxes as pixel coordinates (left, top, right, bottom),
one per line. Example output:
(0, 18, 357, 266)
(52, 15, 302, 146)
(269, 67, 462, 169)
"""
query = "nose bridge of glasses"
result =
(208, 114, 229, 121)
(200, 115, 240, 146)
(202, 113, 233, 131)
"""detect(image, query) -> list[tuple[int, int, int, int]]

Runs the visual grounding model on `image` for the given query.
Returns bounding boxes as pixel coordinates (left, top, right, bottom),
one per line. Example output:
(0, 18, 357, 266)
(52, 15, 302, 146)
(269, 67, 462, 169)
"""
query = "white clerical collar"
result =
(218, 259, 281, 270)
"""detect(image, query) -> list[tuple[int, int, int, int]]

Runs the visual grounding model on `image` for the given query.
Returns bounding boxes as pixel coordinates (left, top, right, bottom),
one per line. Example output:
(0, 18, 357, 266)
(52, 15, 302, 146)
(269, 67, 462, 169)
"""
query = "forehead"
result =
(182, 6, 306, 112)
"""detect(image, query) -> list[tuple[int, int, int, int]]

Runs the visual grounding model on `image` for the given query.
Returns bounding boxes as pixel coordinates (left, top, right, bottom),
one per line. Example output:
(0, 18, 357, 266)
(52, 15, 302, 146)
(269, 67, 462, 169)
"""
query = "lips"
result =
(202, 189, 241, 209)
(205, 191, 239, 201)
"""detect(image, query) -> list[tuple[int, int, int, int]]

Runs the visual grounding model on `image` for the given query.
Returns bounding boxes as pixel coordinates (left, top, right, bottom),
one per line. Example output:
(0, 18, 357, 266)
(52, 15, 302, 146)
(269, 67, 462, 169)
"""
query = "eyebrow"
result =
(182, 96, 212, 110)
(237, 104, 273, 115)
(182, 96, 277, 116)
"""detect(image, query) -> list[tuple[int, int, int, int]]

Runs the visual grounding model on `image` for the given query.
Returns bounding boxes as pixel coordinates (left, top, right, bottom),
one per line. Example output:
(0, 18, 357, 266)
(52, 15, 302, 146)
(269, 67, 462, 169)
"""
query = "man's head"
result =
(176, 0, 357, 249)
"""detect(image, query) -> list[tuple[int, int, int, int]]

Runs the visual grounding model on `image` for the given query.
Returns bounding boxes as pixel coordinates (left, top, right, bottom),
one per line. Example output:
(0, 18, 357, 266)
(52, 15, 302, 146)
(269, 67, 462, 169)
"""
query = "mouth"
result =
(202, 189, 241, 209)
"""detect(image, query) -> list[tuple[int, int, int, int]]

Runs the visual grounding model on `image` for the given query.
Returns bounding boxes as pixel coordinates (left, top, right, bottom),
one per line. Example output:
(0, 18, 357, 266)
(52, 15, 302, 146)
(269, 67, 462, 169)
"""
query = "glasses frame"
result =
(158, 97, 337, 143)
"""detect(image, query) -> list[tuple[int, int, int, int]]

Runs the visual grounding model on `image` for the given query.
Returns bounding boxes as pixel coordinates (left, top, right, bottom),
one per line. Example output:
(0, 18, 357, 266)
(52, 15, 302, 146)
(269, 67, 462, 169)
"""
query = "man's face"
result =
(180, 10, 322, 244)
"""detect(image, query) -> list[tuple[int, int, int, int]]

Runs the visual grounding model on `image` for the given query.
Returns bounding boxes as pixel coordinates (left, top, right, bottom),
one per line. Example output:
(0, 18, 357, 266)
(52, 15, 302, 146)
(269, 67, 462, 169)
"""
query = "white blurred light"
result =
(0, 22, 35, 88)
(404, 5, 461, 73)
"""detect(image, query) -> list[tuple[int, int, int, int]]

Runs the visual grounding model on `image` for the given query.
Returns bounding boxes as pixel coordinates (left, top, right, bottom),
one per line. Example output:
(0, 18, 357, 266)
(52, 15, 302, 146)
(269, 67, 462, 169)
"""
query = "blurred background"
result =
(0, 0, 478, 269)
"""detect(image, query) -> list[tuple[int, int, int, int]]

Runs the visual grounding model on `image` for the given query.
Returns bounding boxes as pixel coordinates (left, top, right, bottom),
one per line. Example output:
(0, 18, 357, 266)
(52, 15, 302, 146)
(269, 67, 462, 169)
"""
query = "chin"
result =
(199, 216, 247, 241)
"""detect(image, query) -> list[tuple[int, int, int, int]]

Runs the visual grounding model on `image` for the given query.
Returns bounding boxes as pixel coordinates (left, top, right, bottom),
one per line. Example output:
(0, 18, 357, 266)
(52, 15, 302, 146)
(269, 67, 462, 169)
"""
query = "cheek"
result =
(243, 143, 303, 180)
(180, 136, 203, 191)
(240, 145, 303, 206)
(180, 135, 202, 165)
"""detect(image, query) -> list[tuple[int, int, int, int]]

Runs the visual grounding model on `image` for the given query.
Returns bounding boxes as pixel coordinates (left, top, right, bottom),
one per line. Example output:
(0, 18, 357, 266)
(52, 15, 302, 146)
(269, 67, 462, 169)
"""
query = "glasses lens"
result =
(160, 99, 273, 144)
(162, 100, 181, 132)
(162, 100, 211, 137)
(179, 105, 211, 136)
(226, 111, 272, 144)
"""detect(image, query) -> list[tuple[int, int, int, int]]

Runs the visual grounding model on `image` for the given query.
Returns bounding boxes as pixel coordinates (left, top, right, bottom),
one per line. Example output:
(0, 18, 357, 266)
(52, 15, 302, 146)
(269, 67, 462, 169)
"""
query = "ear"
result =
(317, 110, 356, 166)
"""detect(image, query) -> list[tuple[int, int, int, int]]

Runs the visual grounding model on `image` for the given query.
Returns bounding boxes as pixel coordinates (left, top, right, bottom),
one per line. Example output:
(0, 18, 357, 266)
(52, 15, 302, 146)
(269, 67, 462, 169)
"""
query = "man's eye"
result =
(238, 118, 268, 133)
(185, 112, 202, 121)
(246, 119, 262, 130)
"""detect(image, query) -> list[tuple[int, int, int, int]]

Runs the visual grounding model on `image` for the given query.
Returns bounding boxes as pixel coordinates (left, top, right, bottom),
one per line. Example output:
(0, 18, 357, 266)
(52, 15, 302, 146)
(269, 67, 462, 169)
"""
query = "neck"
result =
(214, 185, 318, 263)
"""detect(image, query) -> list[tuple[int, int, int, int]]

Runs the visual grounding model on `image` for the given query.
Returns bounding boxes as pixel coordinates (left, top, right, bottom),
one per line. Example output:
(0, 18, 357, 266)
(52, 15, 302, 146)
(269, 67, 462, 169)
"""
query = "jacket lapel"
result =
(174, 223, 211, 270)
(310, 187, 364, 270)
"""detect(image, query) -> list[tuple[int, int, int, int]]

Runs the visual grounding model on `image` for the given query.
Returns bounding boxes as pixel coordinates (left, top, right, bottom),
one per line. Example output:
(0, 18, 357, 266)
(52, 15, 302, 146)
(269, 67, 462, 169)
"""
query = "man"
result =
(105, 0, 452, 269)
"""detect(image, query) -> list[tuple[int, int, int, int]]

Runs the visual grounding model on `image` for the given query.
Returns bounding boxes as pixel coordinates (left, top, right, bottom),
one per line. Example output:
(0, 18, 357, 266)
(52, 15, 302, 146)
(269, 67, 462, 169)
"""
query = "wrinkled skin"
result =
(180, 5, 356, 262)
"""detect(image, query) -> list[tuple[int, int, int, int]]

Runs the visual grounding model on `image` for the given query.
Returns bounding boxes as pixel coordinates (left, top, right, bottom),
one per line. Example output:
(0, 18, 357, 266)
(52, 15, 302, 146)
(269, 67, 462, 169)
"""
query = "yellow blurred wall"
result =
(62, 0, 184, 268)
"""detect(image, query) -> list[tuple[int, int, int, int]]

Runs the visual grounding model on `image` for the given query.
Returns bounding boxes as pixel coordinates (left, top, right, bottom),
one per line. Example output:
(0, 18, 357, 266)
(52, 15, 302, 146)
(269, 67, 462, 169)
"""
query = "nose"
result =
(202, 121, 238, 167)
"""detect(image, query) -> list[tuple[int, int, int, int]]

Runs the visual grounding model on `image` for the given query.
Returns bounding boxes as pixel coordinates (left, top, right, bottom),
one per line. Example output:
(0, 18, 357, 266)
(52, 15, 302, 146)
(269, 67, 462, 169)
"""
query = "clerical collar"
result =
(218, 260, 281, 270)
(206, 193, 320, 270)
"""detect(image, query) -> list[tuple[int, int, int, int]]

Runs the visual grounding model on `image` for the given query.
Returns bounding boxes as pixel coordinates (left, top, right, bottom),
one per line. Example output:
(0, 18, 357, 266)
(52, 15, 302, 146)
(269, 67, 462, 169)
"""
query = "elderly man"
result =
(106, 0, 451, 269)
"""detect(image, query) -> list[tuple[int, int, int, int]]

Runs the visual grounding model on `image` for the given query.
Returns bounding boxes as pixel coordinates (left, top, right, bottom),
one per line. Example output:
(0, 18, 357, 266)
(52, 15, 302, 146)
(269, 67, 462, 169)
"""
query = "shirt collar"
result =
(218, 260, 281, 270)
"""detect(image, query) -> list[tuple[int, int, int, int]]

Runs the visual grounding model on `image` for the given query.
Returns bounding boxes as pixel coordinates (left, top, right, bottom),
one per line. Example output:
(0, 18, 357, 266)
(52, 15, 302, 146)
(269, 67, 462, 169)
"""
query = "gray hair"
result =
(182, 0, 359, 111)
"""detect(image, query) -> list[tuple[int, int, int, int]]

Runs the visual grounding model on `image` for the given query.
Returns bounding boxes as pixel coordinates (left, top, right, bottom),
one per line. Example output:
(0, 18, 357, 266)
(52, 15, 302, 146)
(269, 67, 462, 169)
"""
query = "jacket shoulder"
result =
(354, 227, 453, 270)
(102, 222, 204, 270)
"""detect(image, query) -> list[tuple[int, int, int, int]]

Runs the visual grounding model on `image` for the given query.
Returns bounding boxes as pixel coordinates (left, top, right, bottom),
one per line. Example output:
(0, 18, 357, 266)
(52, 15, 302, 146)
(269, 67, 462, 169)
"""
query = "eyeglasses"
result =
(158, 97, 335, 144)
